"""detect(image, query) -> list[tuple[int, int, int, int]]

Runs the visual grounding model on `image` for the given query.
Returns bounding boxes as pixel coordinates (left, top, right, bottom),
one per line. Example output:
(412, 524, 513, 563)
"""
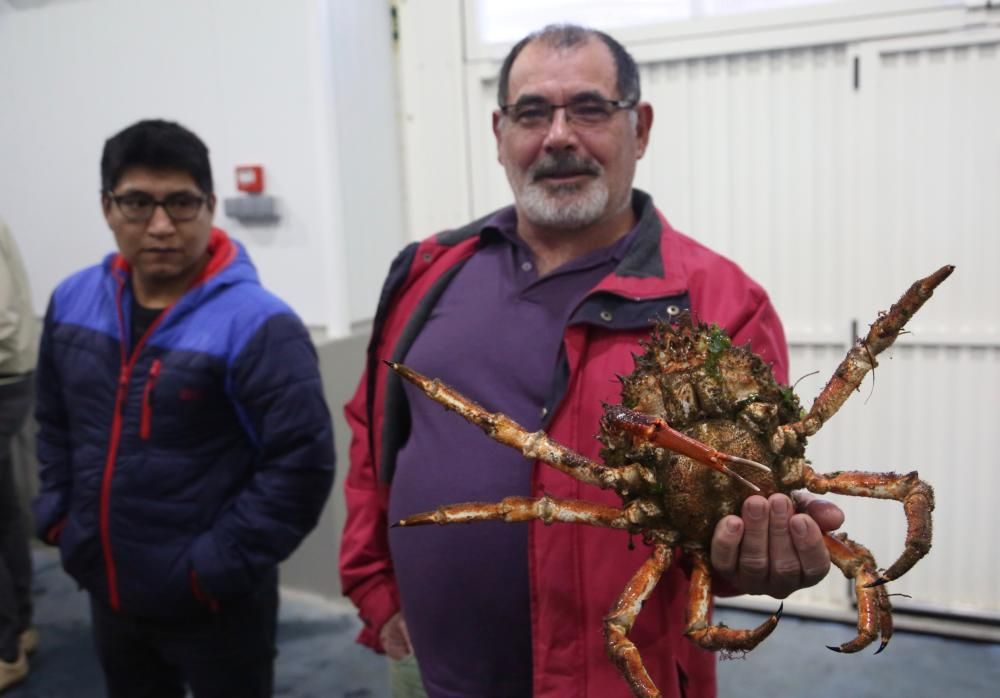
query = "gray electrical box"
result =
(223, 195, 280, 223)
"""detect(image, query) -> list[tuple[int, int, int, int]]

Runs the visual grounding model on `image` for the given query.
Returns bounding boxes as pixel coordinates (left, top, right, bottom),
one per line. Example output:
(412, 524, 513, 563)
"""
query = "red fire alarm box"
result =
(235, 165, 265, 194)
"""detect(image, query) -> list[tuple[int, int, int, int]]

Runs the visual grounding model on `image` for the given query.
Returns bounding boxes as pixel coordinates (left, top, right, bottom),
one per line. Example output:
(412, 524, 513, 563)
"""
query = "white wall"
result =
(0, 0, 404, 335)
(324, 0, 407, 330)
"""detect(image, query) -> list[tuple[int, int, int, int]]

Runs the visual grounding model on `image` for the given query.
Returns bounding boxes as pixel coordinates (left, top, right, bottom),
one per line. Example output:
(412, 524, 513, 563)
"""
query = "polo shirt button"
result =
(666, 305, 681, 316)
(540, 407, 548, 419)
(600, 310, 613, 322)
(521, 261, 533, 272)
(421, 252, 433, 262)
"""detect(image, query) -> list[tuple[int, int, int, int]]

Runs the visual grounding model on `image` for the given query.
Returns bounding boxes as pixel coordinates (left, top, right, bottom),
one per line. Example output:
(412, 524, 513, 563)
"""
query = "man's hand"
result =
(379, 611, 413, 660)
(711, 492, 845, 598)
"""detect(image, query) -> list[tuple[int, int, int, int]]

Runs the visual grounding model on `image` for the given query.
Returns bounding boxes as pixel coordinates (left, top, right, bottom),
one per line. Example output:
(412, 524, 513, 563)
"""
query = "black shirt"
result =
(131, 295, 164, 349)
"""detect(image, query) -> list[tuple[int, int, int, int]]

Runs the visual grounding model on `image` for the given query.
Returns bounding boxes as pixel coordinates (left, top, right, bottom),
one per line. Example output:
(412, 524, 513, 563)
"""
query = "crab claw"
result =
(603, 405, 769, 491)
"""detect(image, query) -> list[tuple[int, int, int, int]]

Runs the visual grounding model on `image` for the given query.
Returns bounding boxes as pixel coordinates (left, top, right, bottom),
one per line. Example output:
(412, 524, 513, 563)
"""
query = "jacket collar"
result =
(588, 190, 694, 301)
(615, 189, 665, 278)
(109, 227, 238, 289)
(452, 189, 671, 283)
(431, 189, 687, 308)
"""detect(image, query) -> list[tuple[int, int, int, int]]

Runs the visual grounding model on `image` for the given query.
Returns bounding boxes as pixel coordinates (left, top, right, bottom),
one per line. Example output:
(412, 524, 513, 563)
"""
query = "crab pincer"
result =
(603, 405, 771, 491)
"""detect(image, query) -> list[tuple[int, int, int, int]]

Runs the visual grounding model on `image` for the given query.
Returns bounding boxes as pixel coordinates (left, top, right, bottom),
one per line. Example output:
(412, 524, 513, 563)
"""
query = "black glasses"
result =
(106, 191, 207, 223)
(499, 96, 636, 130)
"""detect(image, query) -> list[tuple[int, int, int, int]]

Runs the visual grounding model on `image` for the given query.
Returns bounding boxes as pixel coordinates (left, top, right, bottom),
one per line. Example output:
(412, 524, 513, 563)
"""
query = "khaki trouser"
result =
(390, 654, 428, 698)
(0, 375, 33, 663)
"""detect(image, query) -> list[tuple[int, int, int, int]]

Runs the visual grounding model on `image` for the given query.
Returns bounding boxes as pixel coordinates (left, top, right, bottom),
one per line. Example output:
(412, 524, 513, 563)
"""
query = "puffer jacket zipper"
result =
(99, 277, 170, 612)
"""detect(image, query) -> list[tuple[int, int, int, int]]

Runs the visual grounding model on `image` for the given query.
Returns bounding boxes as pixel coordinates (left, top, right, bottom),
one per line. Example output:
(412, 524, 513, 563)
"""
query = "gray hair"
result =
(496, 24, 641, 106)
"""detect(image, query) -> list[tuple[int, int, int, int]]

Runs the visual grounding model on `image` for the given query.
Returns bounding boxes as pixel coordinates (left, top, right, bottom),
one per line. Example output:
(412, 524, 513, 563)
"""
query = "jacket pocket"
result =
(190, 568, 221, 612)
(57, 516, 96, 586)
(140, 358, 162, 440)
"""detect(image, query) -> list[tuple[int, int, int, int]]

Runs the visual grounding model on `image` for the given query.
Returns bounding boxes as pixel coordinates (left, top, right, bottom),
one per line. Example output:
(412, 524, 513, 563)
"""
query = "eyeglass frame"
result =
(498, 95, 638, 129)
(104, 189, 210, 223)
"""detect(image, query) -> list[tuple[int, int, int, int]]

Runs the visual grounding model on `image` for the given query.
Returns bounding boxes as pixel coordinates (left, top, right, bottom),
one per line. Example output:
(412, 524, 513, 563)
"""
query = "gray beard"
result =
(515, 178, 610, 229)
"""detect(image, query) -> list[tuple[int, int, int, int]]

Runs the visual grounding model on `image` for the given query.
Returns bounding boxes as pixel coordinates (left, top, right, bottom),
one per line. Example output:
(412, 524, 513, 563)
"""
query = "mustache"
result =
(530, 154, 601, 181)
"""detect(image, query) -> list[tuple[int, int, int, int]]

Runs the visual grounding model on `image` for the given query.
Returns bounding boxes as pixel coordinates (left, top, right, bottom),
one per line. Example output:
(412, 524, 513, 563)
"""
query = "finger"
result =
(805, 499, 845, 532)
(380, 626, 399, 658)
(789, 513, 831, 588)
(767, 493, 801, 599)
(382, 629, 411, 660)
(790, 490, 816, 510)
(710, 515, 744, 577)
(737, 495, 770, 592)
(791, 491, 845, 532)
(380, 613, 411, 660)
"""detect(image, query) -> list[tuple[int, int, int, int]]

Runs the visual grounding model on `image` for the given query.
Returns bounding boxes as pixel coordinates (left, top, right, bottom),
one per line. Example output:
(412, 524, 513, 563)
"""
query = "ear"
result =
(633, 102, 654, 160)
(492, 110, 505, 165)
(101, 192, 114, 223)
(206, 193, 217, 215)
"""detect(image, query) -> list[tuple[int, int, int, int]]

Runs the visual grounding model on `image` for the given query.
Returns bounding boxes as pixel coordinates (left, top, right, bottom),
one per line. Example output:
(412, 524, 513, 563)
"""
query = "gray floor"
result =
(7, 548, 1000, 697)
(715, 606, 1000, 697)
(6, 548, 389, 698)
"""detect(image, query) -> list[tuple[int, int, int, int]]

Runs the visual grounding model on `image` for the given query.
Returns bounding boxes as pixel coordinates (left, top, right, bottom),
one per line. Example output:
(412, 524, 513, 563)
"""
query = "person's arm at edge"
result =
(339, 366, 401, 653)
(0, 222, 18, 367)
(31, 299, 73, 544)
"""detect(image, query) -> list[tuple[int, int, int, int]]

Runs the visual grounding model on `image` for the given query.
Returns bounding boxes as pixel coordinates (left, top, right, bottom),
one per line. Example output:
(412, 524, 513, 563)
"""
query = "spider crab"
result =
(389, 265, 953, 698)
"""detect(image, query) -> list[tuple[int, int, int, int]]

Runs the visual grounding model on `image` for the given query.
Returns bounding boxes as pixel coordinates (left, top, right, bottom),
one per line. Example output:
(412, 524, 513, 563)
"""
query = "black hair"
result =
(100, 119, 213, 194)
(496, 24, 641, 106)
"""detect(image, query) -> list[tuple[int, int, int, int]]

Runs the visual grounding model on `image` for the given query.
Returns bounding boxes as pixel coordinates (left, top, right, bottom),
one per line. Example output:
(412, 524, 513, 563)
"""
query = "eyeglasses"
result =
(500, 97, 636, 130)
(106, 191, 208, 223)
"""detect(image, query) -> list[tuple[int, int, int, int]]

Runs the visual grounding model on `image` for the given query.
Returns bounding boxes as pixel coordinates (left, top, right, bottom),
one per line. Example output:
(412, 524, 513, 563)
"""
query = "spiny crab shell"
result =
(600, 316, 801, 547)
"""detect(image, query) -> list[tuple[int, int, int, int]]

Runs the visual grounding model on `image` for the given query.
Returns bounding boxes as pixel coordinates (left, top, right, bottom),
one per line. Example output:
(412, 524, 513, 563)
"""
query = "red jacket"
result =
(340, 192, 788, 698)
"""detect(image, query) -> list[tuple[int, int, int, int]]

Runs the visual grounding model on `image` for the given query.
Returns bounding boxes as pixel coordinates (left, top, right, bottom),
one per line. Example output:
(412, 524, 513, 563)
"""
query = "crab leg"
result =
(393, 494, 661, 530)
(785, 265, 954, 440)
(605, 543, 674, 698)
(684, 551, 783, 652)
(603, 405, 770, 492)
(801, 465, 933, 584)
(387, 361, 657, 492)
(824, 532, 893, 653)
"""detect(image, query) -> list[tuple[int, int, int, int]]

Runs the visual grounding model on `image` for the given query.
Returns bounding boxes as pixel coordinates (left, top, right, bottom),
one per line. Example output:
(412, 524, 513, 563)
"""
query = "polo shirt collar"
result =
(475, 190, 658, 274)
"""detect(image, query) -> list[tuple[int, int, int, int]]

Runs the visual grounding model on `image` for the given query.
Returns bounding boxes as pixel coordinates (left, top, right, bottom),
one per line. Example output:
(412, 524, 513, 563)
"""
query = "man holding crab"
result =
(340, 23, 844, 698)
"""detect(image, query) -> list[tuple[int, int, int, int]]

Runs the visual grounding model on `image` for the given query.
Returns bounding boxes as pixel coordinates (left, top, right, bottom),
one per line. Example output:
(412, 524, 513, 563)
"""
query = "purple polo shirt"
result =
(388, 208, 639, 697)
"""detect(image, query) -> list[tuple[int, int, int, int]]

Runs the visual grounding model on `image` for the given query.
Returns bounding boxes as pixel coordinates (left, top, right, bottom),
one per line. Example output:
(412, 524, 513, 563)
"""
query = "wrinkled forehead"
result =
(506, 38, 619, 103)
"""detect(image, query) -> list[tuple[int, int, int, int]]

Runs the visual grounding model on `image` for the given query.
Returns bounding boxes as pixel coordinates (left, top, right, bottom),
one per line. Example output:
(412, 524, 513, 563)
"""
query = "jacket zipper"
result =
(99, 365, 129, 611)
(140, 359, 161, 440)
(100, 276, 171, 612)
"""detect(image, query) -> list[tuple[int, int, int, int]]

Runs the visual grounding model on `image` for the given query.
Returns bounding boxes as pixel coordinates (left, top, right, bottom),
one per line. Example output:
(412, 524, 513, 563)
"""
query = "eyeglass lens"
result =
(508, 98, 626, 128)
(114, 193, 205, 222)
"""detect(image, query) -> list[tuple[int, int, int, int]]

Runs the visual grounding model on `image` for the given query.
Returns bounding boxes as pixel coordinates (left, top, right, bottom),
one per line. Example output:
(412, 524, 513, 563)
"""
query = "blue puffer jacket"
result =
(32, 229, 335, 619)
